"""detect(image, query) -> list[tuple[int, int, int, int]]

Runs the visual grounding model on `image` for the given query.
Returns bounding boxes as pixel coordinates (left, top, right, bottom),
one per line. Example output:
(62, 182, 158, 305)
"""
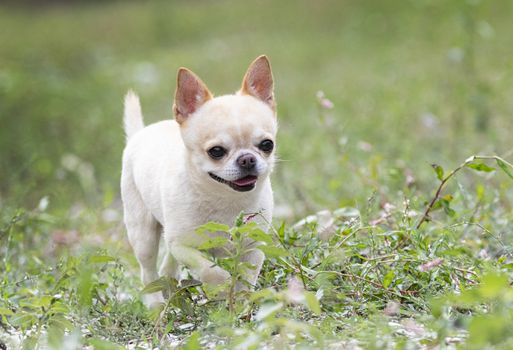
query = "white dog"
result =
(121, 56, 277, 306)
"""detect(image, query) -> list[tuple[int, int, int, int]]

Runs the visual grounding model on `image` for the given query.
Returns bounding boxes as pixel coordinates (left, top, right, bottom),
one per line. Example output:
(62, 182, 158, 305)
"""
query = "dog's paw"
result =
(143, 291, 165, 309)
(200, 265, 230, 286)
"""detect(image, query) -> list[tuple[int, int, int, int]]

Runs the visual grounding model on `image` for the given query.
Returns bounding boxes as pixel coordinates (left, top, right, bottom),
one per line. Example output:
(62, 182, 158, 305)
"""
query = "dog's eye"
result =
(207, 146, 227, 159)
(258, 139, 274, 153)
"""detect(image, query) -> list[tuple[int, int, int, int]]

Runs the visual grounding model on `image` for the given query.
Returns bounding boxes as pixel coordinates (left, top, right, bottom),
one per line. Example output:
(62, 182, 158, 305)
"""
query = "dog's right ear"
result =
(173, 68, 213, 124)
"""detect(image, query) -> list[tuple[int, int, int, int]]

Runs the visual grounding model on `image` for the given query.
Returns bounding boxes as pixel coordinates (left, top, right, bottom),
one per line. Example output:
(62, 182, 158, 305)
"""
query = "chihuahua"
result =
(121, 56, 277, 306)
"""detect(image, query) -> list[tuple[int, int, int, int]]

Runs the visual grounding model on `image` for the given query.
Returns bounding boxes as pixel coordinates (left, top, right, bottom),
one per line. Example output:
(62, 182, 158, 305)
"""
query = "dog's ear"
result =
(241, 55, 275, 112)
(173, 68, 213, 124)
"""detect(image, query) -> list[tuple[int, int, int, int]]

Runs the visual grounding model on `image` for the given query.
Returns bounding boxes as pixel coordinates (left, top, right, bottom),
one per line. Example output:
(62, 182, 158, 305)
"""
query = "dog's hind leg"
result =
(122, 174, 163, 307)
(126, 216, 163, 306)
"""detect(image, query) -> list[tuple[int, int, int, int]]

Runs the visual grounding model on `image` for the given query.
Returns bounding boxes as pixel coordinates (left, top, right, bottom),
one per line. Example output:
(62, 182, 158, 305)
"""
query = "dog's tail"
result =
(123, 90, 144, 141)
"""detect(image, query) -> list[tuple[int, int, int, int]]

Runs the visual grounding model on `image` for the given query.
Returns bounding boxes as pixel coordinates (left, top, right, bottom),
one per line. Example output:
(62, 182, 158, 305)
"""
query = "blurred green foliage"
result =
(1, 0, 513, 212)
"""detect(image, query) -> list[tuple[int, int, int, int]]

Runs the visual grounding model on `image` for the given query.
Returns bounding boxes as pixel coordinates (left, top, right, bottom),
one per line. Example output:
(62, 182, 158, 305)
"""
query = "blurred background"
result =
(1, 0, 512, 221)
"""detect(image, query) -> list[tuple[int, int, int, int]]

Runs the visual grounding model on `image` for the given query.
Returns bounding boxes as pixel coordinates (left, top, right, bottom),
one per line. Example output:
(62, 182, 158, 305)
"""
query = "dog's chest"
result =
(162, 187, 270, 247)
(174, 195, 260, 228)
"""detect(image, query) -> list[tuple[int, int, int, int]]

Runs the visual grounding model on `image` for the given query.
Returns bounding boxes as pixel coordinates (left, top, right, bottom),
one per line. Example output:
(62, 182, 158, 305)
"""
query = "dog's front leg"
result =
(236, 247, 265, 292)
(159, 251, 180, 280)
(169, 243, 230, 290)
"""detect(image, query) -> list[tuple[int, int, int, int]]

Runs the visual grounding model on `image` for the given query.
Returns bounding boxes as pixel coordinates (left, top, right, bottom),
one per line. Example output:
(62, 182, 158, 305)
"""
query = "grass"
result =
(1, 0, 513, 349)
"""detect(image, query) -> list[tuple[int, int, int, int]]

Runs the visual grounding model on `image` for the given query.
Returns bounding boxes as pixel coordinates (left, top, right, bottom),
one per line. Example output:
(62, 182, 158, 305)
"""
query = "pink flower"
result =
(316, 91, 334, 109)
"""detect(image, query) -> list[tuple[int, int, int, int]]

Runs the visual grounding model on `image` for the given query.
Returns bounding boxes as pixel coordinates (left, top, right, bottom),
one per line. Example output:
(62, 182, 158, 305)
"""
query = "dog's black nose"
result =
(237, 153, 257, 170)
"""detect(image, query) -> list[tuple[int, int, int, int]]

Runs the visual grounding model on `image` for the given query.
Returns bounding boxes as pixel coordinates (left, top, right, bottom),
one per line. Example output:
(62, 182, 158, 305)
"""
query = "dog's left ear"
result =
(241, 55, 275, 112)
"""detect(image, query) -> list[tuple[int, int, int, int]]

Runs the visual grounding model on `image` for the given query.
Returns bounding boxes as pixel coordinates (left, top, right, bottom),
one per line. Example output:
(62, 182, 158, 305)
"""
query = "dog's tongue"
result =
(233, 175, 258, 187)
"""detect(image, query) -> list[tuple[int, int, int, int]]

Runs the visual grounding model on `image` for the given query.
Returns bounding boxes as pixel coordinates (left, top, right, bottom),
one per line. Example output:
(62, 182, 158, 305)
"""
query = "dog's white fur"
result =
(121, 56, 277, 306)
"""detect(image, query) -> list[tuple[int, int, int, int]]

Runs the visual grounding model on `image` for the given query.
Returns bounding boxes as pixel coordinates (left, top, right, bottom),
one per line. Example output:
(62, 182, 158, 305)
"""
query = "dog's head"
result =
(173, 56, 277, 193)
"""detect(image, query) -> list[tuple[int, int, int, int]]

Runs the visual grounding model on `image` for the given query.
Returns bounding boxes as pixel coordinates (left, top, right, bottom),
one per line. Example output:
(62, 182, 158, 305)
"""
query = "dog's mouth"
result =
(208, 173, 258, 192)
